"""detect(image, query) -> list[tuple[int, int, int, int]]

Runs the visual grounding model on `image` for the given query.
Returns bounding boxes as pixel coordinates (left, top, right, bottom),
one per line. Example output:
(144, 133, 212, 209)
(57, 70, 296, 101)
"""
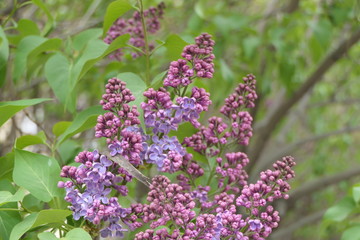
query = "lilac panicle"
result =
(104, 3, 165, 60)
(59, 150, 132, 237)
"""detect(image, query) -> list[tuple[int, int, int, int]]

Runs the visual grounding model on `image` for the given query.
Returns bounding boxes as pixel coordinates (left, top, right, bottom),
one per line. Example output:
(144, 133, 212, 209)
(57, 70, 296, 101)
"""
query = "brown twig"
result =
(248, 28, 360, 172)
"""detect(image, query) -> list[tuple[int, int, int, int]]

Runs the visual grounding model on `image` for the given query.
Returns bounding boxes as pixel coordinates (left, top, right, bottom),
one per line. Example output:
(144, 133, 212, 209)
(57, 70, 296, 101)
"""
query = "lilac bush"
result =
(59, 33, 295, 239)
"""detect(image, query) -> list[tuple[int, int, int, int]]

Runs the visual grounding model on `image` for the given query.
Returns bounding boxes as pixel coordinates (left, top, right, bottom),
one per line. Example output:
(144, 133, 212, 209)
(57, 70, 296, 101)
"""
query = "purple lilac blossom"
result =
(104, 3, 165, 60)
(59, 150, 131, 237)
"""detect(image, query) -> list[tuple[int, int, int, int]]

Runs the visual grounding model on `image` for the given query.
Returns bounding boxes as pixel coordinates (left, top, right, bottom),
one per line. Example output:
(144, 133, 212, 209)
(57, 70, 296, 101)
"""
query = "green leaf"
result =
(13, 149, 62, 202)
(0, 98, 52, 127)
(353, 184, 360, 203)
(324, 196, 355, 222)
(10, 210, 71, 240)
(22, 194, 43, 212)
(151, 71, 167, 89)
(17, 19, 41, 36)
(32, 0, 54, 35)
(38, 232, 58, 240)
(13, 36, 46, 82)
(220, 59, 234, 83)
(57, 106, 105, 145)
(45, 53, 71, 104)
(75, 34, 130, 81)
(52, 121, 72, 137)
(72, 28, 102, 51)
(58, 140, 81, 165)
(62, 228, 92, 240)
(103, 0, 132, 36)
(27, 38, 62, 60)
(342, 225, 360, 240)
(0, 27, 9, 88)
(15, 132, 47, 149)
(0, 211, 21, 240)
(242, 36, 260, 60)
(164, 34, 188, 60)
(117, 72, 147, 109)
(0, 188, 27, 207)
(0, 152, 14, 181)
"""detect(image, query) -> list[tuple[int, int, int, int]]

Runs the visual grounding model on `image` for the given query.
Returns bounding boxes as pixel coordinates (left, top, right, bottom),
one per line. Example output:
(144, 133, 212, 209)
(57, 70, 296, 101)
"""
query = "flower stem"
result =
(137, 0, 151, 86)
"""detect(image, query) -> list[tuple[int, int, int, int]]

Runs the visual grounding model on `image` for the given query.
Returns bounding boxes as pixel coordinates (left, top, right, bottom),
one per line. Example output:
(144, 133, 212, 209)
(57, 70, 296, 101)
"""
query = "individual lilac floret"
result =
(59, 150, 131, 237)
(248, 219, 263, 232)
(220, 74, 257, 118)
(104, 3, 165, 60)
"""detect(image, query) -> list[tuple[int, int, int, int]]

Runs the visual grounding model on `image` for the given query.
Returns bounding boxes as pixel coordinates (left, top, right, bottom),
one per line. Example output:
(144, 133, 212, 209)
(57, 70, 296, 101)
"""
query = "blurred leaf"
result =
(52, 121, 72, 137)
(38, 232, 58, 240)
(44, 53, 71, 109)
(32, 0, 54, 35)
(164, 34, 188, 61)
(75, 34, 130, 81)
(220, 59, 234, 82)
(58, 140, 81, 165)
(151, 71, 167, 89)
(15, 132, 47, 149)
(17, 19, 41, 36)
(63, 228, 92, 240)
(0, 27, 9, 88)
(103, 0, 132, 36)
(324, 196, 355, 222)
(242, 36, 260, 60)
(0, 153, 14, 181)
(22, 194, 43, 212)
(0, 188, 26, 207)
(10, 210, 71, 240)
(0, 181, 21, 240)
(194, 0, 206, 19)
(57, 106, 105, 145)
(14, 36, 61, 82)
(353, 184, 360, 203)
(341, 225, 360, 240)
(72, 28, 102, 51)
(0, 98, 52, 127)
(13, 149, 63, 202)
(279, 56, 296, 92)
(117, 72, 147, 109)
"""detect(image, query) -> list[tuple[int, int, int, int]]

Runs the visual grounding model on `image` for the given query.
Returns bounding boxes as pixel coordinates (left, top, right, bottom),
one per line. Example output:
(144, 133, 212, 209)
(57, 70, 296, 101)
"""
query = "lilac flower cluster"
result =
(59, 32, 296, 240)
(164, 33, 215, 89)
(104, 3, 165, 60)
(58, 150, 132, 238)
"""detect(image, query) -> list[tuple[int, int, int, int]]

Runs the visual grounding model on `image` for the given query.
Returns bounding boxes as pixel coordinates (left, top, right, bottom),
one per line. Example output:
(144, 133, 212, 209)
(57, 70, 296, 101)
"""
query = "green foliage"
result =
(103, 0, 132, 36)
(13, 149, 63, 202)
(0, 99, 52, 127)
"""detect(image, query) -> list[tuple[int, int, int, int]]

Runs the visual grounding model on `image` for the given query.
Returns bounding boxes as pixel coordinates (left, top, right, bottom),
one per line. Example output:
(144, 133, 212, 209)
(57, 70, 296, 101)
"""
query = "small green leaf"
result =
(62, 228, 92, 240)
(10, 210, 71, 240)
(57, 106, 105, 145)
(45, 53, 71, 105)
(72, 28, 102, 51)
(0, 152, 14, 181)
(28, 38, 62, 60)
(52, 121, 72, 137)
(0, 26, 9, 88)
(353, 184, 360, 203)
(0, 98, 52, 127)
(76, 34, 131, 81)
(164, 34, 188, 60)
(220, 59, 234, 83)
(38, 232, 59, 240)
(341, 225, 360, 240)
(16, 19, 41, 36)
(151, 71, 167, 89)
(117, 72, 147, 109)
(15, 132, 47, 149)
(242, 36, 261, 60)
(32, 0, 54, 35)
(0, 188, 26, 207)
(13, 149, 63, 202)
(324, 196, 355, 222)
(103, 0, 132, 36)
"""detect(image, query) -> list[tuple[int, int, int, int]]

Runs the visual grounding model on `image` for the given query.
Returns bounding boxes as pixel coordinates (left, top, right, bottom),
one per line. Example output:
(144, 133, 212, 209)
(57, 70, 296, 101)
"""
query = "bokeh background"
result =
(1, 0, 360, 239)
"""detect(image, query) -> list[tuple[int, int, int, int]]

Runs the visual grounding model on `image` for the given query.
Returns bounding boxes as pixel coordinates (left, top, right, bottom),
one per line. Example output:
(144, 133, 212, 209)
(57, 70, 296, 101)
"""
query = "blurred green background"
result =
(1, 0, 360, 239)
